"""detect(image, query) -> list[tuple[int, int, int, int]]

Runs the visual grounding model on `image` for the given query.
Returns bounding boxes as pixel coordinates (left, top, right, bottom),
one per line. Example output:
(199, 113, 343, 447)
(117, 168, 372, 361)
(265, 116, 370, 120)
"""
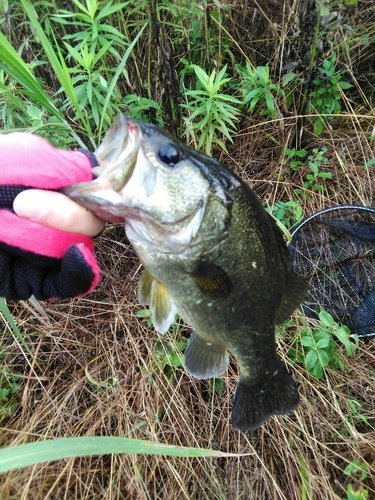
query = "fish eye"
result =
(157, 142, 181, 168)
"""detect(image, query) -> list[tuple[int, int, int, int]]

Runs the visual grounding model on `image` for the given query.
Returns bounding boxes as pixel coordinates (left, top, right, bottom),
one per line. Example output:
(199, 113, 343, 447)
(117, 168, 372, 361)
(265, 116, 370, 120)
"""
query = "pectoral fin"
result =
(184, 331, 229, 379)
(191, 258, 232, 299)
(138, 269, 177, 334)
(138, 269, 154, 304)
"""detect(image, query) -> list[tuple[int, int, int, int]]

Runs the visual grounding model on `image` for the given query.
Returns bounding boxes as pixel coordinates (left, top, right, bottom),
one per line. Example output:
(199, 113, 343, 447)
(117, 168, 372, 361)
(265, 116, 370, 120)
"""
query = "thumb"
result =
(13, 189, 105, 237)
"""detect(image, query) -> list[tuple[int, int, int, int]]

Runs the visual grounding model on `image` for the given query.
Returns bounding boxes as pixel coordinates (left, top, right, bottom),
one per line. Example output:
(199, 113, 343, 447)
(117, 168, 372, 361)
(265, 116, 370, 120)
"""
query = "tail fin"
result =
(232, 362, 299, 431)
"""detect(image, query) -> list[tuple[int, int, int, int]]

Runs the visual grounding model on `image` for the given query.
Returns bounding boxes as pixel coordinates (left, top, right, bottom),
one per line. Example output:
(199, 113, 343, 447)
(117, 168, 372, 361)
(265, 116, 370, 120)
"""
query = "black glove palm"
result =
(0, 133, 101, 301)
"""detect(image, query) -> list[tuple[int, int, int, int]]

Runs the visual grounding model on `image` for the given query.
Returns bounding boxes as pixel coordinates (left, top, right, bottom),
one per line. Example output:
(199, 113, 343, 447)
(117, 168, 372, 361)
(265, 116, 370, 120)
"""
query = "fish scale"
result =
(64, 114, 307, 431)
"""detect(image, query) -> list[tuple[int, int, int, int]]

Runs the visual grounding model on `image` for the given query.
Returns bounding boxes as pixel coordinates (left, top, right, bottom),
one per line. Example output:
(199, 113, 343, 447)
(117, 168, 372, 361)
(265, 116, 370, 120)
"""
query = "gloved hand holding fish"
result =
(63, 114, 307, 431)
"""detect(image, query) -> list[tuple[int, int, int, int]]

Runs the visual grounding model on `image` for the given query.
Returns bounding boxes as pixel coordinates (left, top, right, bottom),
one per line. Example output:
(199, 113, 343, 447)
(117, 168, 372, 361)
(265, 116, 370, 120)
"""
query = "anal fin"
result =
(138, 269, 154, 304)
(184, 331, 229, 379)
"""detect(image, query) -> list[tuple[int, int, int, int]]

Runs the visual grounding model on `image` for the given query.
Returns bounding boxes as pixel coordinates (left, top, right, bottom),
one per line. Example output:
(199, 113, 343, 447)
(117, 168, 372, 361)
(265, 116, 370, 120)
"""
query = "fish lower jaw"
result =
(125, 220, 196, 254)
(125, 205, 205, 253)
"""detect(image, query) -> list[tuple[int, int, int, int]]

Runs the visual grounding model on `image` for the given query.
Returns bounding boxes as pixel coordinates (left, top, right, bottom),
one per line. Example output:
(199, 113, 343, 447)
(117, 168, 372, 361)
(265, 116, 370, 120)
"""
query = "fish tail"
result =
(231, 361, 299, 431)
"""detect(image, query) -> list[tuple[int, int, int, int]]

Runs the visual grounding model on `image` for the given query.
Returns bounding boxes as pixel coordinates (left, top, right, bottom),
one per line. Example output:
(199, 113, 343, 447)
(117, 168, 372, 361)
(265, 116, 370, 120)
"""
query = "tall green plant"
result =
(237, 62, 284, 117)
(308, 52, 352, 135)
(288, 310, 358, 380)
(182, 63, 240, 155)
(0, 0, 146, 145)
(52, 0, 130, 57)
(51, 0, 132, 136)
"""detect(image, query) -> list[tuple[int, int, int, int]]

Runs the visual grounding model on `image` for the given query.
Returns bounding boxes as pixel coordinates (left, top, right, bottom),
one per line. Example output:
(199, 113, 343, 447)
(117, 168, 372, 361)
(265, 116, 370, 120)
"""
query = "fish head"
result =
(64, 114, 237, 253)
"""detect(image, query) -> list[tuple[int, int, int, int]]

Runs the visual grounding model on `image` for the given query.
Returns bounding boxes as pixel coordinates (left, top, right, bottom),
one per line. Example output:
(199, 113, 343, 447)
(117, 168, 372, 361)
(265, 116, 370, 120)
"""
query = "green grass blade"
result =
(98, 22, 147, 140)
(20, 0, 92, 147)
(0, 32, 59, 119)
(0, 436, 244, 473)
(0, 298, 33, 358)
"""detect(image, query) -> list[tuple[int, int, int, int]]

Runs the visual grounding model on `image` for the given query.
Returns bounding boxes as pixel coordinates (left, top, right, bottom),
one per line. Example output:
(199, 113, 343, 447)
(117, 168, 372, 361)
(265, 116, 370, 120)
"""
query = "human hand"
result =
(0, 132, 103, 301)
(13, 189, 106, 237)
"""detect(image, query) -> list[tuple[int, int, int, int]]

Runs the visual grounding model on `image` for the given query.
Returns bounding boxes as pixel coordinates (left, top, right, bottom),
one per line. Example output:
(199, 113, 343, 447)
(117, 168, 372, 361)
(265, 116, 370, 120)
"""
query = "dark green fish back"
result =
(182, 181, 306, 430)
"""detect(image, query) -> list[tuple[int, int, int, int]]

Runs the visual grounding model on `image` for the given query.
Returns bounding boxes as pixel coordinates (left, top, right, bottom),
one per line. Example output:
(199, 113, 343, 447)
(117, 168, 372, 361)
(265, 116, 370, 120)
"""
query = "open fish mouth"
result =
(94, 114, 140, 187)
(63, 114, 140, 219)
(63, 114, 206, 249)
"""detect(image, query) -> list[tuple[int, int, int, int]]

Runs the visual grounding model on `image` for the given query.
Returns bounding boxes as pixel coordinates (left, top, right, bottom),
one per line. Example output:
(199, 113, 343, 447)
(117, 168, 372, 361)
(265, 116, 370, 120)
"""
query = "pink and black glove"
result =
(0, 133, 101, 301)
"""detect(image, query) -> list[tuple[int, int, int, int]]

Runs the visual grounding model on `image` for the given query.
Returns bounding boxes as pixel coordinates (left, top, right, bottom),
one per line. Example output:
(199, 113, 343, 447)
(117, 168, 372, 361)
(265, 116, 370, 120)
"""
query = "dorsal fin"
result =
(276, 272, 307, 324)
(269, 217, 307, 323)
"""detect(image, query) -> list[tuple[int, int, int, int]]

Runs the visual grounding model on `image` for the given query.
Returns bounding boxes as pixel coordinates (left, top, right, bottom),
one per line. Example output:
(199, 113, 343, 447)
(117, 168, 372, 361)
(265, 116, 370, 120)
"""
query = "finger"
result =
(14, 189, 106, 237)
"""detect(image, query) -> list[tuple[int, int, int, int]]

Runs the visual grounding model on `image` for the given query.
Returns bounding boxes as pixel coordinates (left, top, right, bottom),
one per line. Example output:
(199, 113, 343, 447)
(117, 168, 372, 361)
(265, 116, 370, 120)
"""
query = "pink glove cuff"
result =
(0, 133, 94, 188)
(0, 210, 94, 259)
(70, 243, 101, 295)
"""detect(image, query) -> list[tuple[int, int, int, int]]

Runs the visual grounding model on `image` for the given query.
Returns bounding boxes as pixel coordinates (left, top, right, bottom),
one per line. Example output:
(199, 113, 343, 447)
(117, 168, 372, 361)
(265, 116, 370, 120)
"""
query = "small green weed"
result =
(207, 377, 225, 396)
(135, 308, 154, 328)
(266, 200, 303, 235)
(136, 310, 225, 390)
(153, 338, 187, 381)
(308, 52, 352, 136)
(0, 354, 22, 422)
(344, 459, 369, 482)
(181, 63, 241, 155)
(136, 309, 187, 380)
(304, 147, 332, 191)
(346, 484, 368, 500)
(0, 68, 31, 130)
(347, 398, 369, 427)
(289, 310, 358, 380)
(296, 452, 311, 500)
(293, 147, 333, 197)
(282, 148, 308, 174)
(237, 62, 284, 117)
(363, 158, 375, 169)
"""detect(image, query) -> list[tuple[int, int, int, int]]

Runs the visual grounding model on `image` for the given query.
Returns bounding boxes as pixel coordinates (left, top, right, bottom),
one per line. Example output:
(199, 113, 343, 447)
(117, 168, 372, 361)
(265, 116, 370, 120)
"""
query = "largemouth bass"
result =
(64, 115, 306, 431)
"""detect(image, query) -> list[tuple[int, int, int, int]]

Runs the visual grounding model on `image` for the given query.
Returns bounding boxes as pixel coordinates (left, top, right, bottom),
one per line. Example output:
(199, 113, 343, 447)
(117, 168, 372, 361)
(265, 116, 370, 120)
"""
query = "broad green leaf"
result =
(301, 336, 314, 347)
(338, 81, 352, 90)
(0, 436, 244, 474)
(243, 88, 262, 104)
(0, 32, 60, 121)
(282, 71, 297, 87)
(313, 118, 325, 136)
(319, 310, 335, 327)
(265, 92, 275, 115)
(318, 350, 330, 367)
(96, 1, 131, 21)
(305, 350, 317, 370)
(316, 338, 330, 349)
(312, 364, 323, 379)
(191, 65, 209, 87)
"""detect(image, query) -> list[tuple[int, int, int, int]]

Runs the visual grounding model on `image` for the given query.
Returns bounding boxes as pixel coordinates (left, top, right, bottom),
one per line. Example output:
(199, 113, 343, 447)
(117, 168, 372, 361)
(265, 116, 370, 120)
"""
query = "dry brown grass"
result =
(1, 181, 374, 498)
(1, 0, 375, 498)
